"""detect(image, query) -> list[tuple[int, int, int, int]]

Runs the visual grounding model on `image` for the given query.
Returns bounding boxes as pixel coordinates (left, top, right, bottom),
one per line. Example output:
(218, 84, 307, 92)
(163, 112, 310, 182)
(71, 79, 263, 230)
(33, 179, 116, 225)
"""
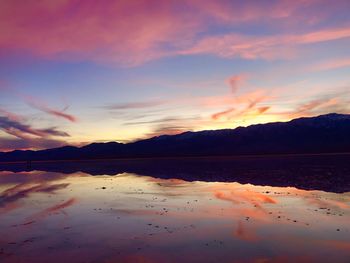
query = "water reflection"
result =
(0, 165, 349, 262)
(2, 154, 350, 193)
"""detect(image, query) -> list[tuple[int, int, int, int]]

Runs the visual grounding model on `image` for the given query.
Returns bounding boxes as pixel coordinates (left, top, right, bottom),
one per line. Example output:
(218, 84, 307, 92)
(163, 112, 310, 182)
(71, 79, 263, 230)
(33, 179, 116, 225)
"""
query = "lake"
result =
(0, 155, 350, 262)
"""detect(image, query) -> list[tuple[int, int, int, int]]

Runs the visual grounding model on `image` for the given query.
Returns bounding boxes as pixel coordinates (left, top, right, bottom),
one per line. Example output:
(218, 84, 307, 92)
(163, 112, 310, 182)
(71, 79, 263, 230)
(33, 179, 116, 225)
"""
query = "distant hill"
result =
(1, 113, 350, 162)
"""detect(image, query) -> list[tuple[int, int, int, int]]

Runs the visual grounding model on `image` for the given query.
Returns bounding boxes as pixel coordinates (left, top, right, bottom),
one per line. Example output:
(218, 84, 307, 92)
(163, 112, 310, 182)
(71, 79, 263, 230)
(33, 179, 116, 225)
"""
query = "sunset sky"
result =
(0, 0, 350, 151)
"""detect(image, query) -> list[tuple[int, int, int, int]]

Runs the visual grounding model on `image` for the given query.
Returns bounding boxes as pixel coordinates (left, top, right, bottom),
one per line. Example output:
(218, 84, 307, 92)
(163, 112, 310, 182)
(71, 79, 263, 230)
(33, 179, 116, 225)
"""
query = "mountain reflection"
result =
(1, 154, 350, 193)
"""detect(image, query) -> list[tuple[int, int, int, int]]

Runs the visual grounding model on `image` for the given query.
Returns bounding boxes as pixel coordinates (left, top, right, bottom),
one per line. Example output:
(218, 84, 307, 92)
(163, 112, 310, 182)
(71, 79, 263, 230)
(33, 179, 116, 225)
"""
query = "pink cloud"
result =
(179, 27, 350, 61)
(297, 27, 350, 44)
(0, 1, 200, 66)
(227, 74, 247, 93)
(289, 97, 339, 118)
(0, 1, 349, 65)
(25, 96, 77, 122)
(309, 58, 350, 71)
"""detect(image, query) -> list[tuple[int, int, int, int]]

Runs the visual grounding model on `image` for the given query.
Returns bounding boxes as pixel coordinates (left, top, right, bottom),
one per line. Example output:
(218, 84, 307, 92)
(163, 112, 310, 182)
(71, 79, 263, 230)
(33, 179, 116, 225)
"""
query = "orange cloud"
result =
(211, 107, 236, 120)
(210, 89, 271, 121)
(258, 106, 270, 114)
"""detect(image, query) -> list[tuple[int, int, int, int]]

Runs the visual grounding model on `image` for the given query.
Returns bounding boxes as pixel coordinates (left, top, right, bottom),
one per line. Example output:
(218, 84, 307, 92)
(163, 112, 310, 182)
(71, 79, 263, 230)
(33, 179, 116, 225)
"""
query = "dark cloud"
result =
(0, 116, 45, 137)
(136, 115, 200, 138)
(0, 109, 72, 151)
(40, 127, 70, 137)
(0, 116, 69, 138)
(0, 137, 67, 151)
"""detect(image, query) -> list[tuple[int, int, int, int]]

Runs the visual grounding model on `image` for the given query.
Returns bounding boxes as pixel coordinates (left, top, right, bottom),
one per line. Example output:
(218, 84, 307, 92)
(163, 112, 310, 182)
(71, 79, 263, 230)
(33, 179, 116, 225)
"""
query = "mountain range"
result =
(1, 113, 350, 162)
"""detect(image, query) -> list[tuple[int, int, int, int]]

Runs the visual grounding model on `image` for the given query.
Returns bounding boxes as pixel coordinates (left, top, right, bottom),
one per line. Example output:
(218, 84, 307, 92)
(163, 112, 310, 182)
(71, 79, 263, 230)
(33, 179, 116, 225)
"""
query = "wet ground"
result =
(0, 156, 350, 262)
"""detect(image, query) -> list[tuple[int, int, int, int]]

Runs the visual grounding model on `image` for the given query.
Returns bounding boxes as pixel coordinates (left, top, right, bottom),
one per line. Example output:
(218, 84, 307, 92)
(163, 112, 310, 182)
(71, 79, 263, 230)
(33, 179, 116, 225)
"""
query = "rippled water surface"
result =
(0, 158, 350, 263)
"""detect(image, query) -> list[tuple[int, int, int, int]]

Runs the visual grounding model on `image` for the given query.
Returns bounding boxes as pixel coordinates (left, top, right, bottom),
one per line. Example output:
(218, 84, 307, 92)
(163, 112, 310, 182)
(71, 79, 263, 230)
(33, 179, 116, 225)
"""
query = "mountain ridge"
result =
(1, 113, 350, 162)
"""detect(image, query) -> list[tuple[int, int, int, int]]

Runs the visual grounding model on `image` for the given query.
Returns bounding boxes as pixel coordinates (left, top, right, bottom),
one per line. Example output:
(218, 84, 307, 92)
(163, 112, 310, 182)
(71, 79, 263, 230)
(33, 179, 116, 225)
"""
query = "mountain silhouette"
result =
(1, 113, 350, 162)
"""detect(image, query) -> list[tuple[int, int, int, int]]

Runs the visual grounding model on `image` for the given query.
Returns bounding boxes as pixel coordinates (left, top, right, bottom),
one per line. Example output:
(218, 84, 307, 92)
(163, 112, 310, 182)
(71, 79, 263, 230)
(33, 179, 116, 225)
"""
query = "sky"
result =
(0, 0, 350, 151)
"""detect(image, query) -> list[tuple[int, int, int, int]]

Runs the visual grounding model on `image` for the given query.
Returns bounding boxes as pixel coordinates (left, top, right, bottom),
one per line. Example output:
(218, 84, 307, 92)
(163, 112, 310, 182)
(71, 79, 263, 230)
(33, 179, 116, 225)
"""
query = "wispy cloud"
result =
(210, 89, 270, 120)
(287, 97, 341, 118)
(309, 57, 350, 72)
(179, 27, 350, 60)
(146, 125, 192, 138)
(124, 116, 198, 126)
(0, 115, 69, 138)
(227, 74, 247, 93)
(104, 100, 168, 110)
(212, 108, 236, 120)
(25, 96, 77, 122)
(0, 108, 69, 151)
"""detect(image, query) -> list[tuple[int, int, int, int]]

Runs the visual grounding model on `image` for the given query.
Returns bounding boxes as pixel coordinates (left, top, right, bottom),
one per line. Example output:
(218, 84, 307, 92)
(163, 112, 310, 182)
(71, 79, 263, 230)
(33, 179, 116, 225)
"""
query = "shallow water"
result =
(0, 164, 349, 263)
